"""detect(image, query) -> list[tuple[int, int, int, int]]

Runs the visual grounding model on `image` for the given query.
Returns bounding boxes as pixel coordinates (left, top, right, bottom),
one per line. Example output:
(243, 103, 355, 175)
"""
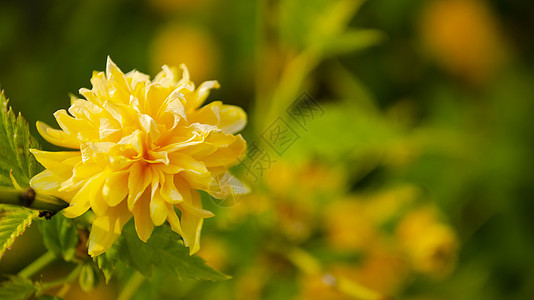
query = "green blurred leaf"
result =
(324, 29, 386, 55)
(279, 0, 364, 51)
(0, 276, 36, 300)
(94, 242, 119, 284)
(117, 222, 229, 281)
(79, 263, 99, 293)
(39, 214, 78, 261)
(287, 102, 400, 161)
(37, 296, 63, 300)
(0, 208, 38, 259)
(0, 90, 42, 188)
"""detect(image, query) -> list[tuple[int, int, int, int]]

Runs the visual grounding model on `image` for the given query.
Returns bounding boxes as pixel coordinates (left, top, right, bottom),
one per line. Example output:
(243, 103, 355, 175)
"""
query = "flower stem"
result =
(18, 251, 56, 278)
(40, 264, 82, 291)
(0, 186, 68, 212)
(117, 271, 145, 300)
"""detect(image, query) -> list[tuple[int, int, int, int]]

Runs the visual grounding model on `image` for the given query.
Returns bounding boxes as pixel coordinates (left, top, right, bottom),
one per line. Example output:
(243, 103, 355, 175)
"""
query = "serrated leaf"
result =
(39, 214, 78, 261)
(117, 222, 229, 281)
(0, 90, 42, 188)
(0, 208, 38, 258)
(0, 275, 37, 300)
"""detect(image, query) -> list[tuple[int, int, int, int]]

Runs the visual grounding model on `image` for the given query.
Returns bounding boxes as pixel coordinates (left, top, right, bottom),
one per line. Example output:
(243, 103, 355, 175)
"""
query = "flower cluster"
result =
(30, 57, 246, 256)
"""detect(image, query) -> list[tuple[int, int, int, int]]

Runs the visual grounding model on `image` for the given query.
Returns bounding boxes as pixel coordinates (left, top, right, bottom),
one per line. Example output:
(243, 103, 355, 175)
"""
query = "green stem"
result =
(0, 186, 68, 211)
(18, 251, 56, 278)
(40, 264, 82, 291)
(117, 272, 145, 300)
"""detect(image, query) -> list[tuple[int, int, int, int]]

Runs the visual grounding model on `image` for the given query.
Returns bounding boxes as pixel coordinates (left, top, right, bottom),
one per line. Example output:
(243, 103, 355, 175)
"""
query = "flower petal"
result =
(168, 153, 211, 190)
(186, 80, 220, 110)
(30, 170, 77, 200)
(200, 134, 246, 168)
(166, 203, 184, 236)
(160, 173, 182, 203)
(63, 171, 107, 218)
(88, 201, 131, 257)
(30, 149, 81, 178)
(102, 170, 130, 207)
(208, 172, 250, 200)
(150, 191, 168, 226)
(132, 190, 154, 242)
(59, 161, 101, 192)
(106, 57, 131, 105)
(36, 121, 80, 149)
(149, 173, 168, 226)
(127, 163, 152, 210)
(190, 101, 247, 134)
(177, 190, 213, 254)
(218, 105, 247, 134)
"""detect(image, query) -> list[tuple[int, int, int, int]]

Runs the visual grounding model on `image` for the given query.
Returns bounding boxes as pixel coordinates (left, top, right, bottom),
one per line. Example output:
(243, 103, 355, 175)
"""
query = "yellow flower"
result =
(30, 57, 247, 257)
(396, 206, 459, 277)
(419, 0, 506, 84)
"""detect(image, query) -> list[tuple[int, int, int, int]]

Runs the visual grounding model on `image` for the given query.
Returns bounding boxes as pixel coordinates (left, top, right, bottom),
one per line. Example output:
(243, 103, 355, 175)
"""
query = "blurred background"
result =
(1, 0, 534, 299)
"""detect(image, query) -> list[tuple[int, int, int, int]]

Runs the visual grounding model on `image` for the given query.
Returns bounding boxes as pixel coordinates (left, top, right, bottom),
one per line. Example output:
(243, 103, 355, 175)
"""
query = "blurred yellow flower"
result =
(332, 246, 409, 296)
(419, 0, 506, 84)
(151, 24, 218, 83)
(30, 57, 247, 256)
(397, 206, 459, 277)
(325, 186, 418, 252)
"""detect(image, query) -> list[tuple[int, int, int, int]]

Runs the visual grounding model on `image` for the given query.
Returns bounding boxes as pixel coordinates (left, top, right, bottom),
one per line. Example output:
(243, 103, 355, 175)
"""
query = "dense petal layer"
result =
(30, 57, 246, 256)
(88, 201, 132, 256)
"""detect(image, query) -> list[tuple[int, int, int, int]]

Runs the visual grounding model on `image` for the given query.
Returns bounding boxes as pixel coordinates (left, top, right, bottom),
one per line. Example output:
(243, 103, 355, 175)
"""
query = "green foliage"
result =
(324, 29, 387, 55)
(79, 262, 100, 293)
(0, 208, 38, 259)
(0, 90, 41, 188)
(287, 103, 400, 162)
(116, 222, 229, 282)
(39, 214, 78, 261)
(0, 276, 37, 300)
(279, 0, 365, 51)
(94, 242, 119, 284)
(37, 296, 63, 300)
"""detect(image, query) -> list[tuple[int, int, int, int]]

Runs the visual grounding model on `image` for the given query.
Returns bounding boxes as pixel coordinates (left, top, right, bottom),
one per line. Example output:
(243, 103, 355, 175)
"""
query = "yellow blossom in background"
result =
(298, 272, 352, 300)
(419, 0, 506, 84)
(197, 236, 229, 272)
(397, 206, 459, 277)
(331, 246, 409, 297)
(324, 187, 459, 294)
(151, 24, 218, 83)
(325, 186, 418, 252)
(29, 57, 247, 256)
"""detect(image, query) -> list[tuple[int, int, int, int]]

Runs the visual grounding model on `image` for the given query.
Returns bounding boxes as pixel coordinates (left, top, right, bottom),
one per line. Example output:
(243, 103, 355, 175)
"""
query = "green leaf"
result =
(286, 103, 401, 162)
(0, 208, 38, 258)
(0, 90, 42, 188)
(39, 214, 78, 261)
(117, 222, 229, 281)
(279, 0, 365, 51)
(79, 263, 100, 293)
(94, 242, 119, 284)
(324, 29, 387, 55)
(0, 275, 37, 300)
